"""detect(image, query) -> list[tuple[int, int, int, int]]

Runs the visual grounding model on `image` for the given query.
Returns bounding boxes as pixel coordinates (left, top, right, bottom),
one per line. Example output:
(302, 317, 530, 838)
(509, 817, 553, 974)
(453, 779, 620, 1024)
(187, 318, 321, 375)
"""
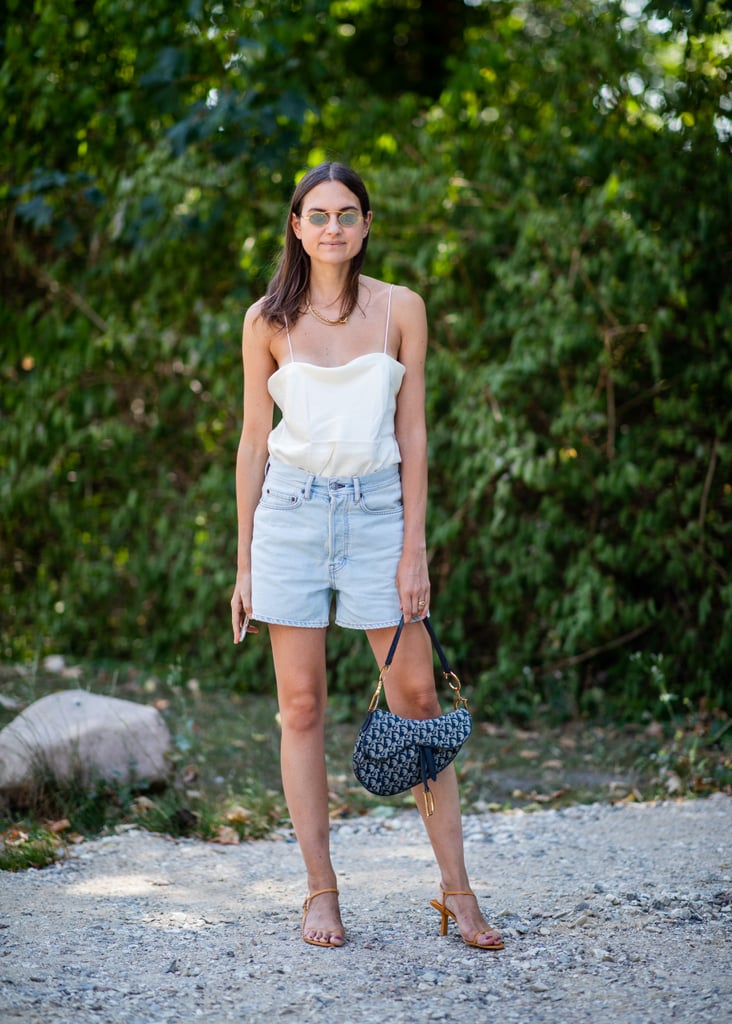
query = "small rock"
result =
(569, 913, 590, 927)
(42, 655, 66, 674)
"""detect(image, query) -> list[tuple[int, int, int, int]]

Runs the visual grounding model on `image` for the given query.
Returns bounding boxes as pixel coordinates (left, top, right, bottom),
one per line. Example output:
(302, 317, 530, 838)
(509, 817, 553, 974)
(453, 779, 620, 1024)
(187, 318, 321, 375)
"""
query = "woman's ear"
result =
(291, 211, 302, 239)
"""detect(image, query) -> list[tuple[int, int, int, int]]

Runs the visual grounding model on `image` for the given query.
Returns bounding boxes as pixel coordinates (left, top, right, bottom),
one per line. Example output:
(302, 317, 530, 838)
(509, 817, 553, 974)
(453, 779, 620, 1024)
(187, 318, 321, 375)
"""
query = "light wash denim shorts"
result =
(251, 459, 404, 629)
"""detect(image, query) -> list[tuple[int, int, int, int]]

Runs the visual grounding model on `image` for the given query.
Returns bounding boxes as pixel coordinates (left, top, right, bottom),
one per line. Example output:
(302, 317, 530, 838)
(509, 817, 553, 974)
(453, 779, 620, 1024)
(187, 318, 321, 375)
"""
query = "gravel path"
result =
(1, 795, 730, 1024)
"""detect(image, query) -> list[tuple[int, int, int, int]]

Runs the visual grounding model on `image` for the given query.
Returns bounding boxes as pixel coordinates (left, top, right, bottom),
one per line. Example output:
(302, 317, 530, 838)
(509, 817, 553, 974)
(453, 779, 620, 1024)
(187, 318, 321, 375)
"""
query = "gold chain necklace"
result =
(306, 296, 350, 326)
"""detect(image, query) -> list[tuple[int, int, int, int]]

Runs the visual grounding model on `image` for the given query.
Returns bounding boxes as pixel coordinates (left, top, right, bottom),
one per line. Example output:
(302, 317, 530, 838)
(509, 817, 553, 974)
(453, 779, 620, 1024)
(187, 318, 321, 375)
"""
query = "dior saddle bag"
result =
(352, 615, 472, 815)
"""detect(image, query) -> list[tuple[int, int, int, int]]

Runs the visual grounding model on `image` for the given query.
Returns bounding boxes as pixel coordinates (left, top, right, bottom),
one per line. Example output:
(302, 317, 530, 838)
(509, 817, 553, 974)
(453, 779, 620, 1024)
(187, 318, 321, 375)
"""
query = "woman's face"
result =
(291, 180, 371, 266)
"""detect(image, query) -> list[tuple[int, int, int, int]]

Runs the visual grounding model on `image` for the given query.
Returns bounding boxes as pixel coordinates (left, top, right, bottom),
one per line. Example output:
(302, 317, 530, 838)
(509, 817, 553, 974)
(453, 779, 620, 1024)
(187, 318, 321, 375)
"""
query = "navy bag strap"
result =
(384, 615, 455, 676)
(375, 616, 467, 712)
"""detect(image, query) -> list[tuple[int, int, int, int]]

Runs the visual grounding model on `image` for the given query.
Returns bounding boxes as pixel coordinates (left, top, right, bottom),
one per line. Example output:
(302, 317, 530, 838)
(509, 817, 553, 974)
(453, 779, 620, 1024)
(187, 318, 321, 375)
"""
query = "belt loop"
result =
(353, 475, 361, 502)
(304, 474, 314, 500)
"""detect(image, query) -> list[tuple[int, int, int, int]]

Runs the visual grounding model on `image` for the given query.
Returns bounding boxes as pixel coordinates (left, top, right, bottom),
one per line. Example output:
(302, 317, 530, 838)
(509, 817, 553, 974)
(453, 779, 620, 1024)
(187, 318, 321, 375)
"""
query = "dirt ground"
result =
(1, 795, 731, 1024)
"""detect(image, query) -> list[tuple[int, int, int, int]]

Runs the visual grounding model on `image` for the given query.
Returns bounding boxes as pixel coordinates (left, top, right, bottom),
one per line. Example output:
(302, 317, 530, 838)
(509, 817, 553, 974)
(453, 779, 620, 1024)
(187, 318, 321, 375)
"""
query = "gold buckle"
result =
(446, 670, 469, 711)
(367, 664, 389, 712)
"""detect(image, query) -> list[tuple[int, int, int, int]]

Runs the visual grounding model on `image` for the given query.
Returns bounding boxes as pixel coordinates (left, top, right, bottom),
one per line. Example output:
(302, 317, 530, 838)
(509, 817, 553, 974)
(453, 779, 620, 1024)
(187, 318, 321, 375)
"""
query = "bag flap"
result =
(355, 708, 472, 759)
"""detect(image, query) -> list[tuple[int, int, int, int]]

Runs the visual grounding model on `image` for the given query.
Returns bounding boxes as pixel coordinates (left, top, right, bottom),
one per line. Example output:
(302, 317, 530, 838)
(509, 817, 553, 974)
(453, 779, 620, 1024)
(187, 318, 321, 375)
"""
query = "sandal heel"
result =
(429, 887, 504, 951)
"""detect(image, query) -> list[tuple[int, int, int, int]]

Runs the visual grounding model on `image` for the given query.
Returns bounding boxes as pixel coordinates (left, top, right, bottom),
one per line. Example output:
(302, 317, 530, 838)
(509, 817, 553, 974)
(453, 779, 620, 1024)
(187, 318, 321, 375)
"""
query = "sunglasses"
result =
(299, 210, 364, 227)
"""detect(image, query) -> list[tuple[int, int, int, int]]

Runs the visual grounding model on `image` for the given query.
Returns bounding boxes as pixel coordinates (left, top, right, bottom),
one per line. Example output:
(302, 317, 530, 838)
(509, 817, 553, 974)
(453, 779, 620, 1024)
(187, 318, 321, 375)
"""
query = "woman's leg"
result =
(366, 622, 503, 948)
(269, 624, 344, 945)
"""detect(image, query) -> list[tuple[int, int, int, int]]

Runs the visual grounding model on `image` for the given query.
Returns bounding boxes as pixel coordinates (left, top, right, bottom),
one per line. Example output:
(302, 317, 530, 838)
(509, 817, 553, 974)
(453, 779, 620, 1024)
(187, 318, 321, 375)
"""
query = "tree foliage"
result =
(1, 0, 730, 716)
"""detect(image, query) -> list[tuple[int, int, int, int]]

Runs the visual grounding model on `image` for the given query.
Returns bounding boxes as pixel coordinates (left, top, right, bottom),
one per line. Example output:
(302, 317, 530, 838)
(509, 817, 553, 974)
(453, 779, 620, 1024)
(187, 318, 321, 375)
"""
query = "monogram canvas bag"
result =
(352, 616, 472, 815)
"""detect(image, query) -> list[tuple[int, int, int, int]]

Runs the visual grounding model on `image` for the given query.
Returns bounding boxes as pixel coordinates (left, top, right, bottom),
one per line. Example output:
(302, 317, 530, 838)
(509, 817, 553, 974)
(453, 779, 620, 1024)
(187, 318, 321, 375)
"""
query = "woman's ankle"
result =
(306, 875, 339, 895)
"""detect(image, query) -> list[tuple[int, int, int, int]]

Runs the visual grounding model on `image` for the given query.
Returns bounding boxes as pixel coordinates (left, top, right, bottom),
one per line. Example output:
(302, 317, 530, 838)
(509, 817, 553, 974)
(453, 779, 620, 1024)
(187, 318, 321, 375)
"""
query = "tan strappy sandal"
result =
(430, 887, 505, 950)
(301, 888, 345, 948)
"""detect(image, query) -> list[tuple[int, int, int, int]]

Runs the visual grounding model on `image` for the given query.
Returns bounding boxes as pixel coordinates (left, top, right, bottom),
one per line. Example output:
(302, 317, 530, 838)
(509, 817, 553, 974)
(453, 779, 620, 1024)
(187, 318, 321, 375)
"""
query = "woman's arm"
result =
(230, 302, 277, 641)
(393, 286, 431, 619)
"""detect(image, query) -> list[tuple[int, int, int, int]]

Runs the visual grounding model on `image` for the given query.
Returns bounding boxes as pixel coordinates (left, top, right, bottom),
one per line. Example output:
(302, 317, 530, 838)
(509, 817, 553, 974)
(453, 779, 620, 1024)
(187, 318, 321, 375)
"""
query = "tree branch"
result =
(538, 622, 653, 675)
(698, 436, 719, 535)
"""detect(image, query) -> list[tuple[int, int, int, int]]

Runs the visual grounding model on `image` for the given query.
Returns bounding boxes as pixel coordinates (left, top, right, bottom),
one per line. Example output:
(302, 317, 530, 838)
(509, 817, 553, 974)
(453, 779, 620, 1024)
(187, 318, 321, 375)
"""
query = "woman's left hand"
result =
(396, 552, 431, 620)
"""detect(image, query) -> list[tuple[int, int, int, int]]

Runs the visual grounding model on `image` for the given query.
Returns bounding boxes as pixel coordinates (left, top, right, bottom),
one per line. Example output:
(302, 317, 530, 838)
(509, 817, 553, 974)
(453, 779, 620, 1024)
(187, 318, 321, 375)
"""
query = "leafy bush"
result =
(1, 1, 730, 715)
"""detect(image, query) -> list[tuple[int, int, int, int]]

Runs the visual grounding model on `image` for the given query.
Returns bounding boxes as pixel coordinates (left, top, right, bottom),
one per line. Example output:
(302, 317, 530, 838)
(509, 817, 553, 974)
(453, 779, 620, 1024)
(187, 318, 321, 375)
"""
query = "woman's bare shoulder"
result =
(243, 297, 283, 342)
(241, 301, 286, 378)
(361, 276, 425, 313)
(390, 284, 427, 324)
(243, 296, 267, 328)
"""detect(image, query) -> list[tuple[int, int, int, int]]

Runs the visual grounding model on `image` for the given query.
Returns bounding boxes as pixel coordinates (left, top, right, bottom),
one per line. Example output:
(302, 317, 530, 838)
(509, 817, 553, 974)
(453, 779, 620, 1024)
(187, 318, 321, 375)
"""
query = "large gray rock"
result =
(0, 689, 172, 805)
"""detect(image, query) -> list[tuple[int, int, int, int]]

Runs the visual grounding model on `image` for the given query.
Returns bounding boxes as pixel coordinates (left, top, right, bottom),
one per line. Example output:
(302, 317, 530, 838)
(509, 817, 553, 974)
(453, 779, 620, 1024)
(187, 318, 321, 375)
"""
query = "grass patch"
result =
(0, 663, 290, 867)
(0, 824, 63, 872)
(1, 660, 730, 871)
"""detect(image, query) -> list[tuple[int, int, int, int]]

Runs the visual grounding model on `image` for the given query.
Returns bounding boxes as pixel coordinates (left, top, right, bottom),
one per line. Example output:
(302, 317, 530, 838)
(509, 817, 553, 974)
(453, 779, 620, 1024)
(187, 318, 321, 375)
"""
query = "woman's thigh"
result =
(269, 625, 329, 728)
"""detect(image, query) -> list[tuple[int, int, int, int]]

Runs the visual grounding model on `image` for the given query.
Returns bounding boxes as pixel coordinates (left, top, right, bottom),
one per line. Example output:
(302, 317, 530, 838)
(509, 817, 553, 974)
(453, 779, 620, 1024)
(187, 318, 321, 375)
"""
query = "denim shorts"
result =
(251, 459, 404, 629)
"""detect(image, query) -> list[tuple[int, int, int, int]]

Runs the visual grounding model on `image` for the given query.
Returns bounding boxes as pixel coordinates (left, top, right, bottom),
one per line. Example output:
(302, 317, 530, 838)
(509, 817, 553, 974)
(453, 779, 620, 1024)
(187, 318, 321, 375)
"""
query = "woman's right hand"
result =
(230, 572, 252, 643)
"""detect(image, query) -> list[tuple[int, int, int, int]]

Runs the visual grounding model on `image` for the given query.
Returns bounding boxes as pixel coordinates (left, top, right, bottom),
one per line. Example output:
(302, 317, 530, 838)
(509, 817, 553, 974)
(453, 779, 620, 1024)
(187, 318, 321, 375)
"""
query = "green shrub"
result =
(1, 1, 730, 715)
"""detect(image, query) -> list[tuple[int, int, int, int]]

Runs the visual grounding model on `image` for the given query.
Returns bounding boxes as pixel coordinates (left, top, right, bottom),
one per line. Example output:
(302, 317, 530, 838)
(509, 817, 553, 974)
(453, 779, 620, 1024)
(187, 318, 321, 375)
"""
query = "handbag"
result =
(352, 616, 472, 816)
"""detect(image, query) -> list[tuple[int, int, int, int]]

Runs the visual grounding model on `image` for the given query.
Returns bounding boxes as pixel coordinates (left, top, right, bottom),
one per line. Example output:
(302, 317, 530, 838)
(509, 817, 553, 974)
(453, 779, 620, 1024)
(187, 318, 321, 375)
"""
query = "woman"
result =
(230, 162, 503, 952)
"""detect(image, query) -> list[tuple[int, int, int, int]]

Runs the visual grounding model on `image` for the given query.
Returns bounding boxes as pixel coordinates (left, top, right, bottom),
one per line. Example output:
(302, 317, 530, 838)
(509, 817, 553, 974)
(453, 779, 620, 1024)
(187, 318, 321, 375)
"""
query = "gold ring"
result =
(417, 600, 426, 608)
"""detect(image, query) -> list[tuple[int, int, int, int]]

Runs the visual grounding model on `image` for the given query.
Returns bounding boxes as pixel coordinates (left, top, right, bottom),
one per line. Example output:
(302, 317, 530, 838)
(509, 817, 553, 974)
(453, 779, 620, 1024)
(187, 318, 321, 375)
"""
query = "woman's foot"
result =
(431, 887, 504, 950)
(301, 888, 345, 947)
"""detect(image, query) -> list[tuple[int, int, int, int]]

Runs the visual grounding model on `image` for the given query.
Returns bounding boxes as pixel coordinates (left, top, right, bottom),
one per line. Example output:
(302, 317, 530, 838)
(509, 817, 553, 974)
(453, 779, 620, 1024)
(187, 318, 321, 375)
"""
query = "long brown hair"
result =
(259, 162, 371, 328)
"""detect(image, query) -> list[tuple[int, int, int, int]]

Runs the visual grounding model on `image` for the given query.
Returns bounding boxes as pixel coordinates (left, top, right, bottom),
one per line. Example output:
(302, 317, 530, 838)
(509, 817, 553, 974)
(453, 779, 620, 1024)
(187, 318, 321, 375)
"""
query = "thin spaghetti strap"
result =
(383, 284, 394, 353)
(284, 314, 295, 363)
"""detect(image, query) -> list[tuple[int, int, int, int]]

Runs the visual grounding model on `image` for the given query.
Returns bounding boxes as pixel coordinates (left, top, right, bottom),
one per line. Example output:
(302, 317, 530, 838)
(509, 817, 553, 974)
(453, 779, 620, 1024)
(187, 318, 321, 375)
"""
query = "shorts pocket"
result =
(358, 478, 403, 515)
(259, 482, 305, 511)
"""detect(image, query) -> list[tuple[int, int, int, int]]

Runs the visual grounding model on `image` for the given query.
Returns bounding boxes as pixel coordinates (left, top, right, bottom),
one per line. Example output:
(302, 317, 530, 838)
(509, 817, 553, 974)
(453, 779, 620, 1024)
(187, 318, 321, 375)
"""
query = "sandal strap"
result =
(303, 887, 339, 910)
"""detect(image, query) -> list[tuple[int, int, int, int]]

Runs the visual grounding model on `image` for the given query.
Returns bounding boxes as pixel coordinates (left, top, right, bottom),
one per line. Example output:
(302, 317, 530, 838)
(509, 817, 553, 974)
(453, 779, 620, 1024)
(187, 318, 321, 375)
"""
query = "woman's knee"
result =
(278, 684, 326, 733)
(270, 626, 328, 733)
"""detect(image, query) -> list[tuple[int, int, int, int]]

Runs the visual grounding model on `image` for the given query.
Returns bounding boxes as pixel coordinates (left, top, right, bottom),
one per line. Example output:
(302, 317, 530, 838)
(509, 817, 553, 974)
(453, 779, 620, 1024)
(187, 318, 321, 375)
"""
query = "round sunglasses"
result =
(299, 210, 364, 227)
